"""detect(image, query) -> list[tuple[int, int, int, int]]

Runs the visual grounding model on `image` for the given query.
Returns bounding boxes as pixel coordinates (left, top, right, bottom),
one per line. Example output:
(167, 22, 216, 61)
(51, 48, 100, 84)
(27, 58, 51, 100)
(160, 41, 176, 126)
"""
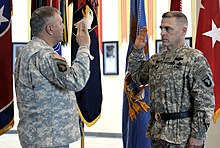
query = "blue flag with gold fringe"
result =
(0, 0, 14, 135)
(70, 0, 102, 127)
(122, 0, 151, 147)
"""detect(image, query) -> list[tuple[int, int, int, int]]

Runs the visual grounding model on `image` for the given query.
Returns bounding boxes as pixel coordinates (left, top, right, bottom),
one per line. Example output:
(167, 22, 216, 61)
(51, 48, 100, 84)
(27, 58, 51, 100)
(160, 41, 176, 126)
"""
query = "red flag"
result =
(68, 0, 86, 8)
(170, 0, 182, 11)
(0, 0, 14, 135)
(195, 0, 220, 123)
(52, 0, 60, 9)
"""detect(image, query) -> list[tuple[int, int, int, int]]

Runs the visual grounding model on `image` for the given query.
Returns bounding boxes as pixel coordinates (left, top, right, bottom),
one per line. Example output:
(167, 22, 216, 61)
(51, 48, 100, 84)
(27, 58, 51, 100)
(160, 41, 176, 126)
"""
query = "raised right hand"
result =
(187, 137, 204, 148)
(134, 26, 148, 49)
(76, 21, 91, 47)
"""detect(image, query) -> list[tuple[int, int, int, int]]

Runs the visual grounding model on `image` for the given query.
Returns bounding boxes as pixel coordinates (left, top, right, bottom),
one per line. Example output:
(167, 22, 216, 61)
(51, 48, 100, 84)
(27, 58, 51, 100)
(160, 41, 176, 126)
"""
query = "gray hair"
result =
(162, 11, 188, 27)
(30, 6, 59, 36)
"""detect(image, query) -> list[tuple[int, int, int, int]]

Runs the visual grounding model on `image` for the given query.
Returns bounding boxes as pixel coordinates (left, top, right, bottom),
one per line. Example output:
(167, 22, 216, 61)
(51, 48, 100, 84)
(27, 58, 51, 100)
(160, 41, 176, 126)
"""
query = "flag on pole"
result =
(122, 0, 151, 147)
(70, 0, 102, 127)
(195, 0, 220, 123)
(0, 0, 14, 135)
(170, 0, 182, 11)
(60, 0, 68, 46)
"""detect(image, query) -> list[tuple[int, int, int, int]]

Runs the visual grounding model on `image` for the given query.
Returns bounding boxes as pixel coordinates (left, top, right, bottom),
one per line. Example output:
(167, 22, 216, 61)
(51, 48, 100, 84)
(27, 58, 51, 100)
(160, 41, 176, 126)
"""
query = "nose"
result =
(160, 28, 166, 38)
(160, 28, 164, 35)
(62, 22, 65, 29)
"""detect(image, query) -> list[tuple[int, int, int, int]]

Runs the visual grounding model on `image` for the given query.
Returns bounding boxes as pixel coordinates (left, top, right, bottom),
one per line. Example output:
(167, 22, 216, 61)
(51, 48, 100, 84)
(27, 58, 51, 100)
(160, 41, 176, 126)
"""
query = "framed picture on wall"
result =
(155, 37, 193, 53)
(103, 41, 119, 75)
(155, 39, 165, 53)
(12, 42, 27, 71)
(185, 37, 192, 47)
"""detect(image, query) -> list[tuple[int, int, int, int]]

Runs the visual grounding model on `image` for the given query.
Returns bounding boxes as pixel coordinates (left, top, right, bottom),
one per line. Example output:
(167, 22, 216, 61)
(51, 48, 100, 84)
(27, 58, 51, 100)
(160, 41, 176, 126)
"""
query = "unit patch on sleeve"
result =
(194, 66, 213, 89)
(51, 53, 69, 74)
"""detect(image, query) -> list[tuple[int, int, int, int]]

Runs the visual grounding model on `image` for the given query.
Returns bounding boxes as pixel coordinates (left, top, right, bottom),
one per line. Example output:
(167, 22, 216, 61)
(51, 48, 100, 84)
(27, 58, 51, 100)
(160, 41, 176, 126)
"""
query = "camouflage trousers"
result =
(21, 144, 69, 148)
(46, 145, 69, 148)
(151, 139, 204, 148)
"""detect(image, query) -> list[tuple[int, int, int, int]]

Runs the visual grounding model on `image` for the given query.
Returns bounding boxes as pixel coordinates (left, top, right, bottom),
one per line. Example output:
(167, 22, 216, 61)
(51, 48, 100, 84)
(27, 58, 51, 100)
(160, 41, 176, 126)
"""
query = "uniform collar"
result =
(32, 37, 52, 49)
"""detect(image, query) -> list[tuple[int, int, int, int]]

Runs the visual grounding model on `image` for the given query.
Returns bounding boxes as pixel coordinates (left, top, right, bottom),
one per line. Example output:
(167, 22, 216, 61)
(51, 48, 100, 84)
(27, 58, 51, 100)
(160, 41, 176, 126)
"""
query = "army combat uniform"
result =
(14, 37, 91, 147)
(128, 43, 215, 147)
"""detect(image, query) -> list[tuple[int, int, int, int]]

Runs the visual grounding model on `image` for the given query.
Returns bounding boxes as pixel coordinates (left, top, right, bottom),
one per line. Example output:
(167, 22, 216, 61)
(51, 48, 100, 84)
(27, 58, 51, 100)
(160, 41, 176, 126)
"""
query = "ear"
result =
(45, 24, 53, 35)
(182, 27, 187, 36)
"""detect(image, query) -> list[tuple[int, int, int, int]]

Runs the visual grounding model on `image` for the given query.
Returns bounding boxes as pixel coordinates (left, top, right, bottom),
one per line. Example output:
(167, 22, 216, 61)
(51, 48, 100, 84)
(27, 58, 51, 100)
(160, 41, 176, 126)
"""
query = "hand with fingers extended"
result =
(76, 21, 91, 47)
(187, 137, 204, 148)
(134, 26, 148, 49)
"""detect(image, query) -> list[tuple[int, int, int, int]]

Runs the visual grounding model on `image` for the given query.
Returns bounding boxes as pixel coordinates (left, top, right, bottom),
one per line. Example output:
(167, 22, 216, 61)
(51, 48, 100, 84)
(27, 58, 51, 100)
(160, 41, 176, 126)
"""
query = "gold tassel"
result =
(139, 101, 150, 112)
(132, 102, 142, 114)
(124, 73, 150, 121)
(129, 107, 136, 121)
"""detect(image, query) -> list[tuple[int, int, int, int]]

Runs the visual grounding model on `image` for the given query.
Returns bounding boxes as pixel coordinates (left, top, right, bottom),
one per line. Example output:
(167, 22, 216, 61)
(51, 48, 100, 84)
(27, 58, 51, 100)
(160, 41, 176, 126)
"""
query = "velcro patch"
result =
(194, 66, 206, 78)
(52, 53, 66, 61)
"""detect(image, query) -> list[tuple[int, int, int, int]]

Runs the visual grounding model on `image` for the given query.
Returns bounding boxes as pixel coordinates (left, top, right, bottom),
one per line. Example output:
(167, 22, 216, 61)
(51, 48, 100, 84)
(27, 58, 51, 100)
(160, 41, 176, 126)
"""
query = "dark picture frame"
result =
(185, 37, 192, 47)
(12, 42, 26, 71)
(103, 41, 119, 75)
(155, 39, 164, 53)
(155, 37, 192, 53)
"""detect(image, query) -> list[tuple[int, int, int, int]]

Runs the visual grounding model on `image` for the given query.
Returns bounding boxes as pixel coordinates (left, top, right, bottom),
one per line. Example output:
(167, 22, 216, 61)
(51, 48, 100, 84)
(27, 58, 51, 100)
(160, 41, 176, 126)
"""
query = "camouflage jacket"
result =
(128, 43, 215, 144)
(14, 37, 90, 147)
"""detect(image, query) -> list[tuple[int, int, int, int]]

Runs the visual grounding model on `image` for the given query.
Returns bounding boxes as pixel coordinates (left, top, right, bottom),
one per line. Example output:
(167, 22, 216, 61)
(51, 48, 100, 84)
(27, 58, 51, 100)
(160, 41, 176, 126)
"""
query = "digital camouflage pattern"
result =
(14, 37, 90, 147)
(128, 43, 215, 144)
(151, 139, 187, 148)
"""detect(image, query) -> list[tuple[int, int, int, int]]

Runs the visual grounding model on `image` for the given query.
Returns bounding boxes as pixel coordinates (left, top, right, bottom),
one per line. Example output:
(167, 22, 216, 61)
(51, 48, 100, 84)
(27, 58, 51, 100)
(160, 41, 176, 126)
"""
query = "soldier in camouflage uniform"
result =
(128, 11, 215, 147)
(14, 6, 92, 148)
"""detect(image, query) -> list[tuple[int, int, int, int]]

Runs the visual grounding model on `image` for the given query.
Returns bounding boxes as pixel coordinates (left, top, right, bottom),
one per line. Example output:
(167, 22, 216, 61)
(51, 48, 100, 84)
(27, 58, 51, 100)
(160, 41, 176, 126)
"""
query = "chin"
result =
(162, 42, 167, 47)
(59, 38, 63, 43)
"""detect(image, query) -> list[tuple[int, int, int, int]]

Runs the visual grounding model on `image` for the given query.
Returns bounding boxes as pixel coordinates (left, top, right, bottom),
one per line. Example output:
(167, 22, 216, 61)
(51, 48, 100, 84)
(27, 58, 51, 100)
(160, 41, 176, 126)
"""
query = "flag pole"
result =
(81, 122, 85, 148)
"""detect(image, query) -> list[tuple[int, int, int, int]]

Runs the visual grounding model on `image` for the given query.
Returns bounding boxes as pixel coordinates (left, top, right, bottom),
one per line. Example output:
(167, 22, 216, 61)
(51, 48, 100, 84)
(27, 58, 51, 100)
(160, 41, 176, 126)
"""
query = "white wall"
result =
(156, 0, 192, 39)
(11, 0, 29, 42)
(11, 0, 220, 147)
(206, 119, 220, 147)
